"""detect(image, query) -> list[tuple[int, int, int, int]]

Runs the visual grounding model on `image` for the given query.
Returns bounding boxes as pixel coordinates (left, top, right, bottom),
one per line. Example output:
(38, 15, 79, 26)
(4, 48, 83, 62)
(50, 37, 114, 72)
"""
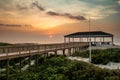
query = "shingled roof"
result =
(64, 31, 113, 38)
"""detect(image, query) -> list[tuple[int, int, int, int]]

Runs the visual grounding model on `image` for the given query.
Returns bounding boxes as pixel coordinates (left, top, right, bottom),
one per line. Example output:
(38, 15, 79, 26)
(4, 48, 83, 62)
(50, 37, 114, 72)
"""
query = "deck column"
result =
(6, 59, 9, 80)
(44, 45, 47, 60)
(112, 36, 114, 45)
(73, 48, 76, 53)
(75, 48, 78, 52)
(35, 55, 38, 69)
(54, 51, 57, 56)
(78, 47, 81, 52)
(68, 48, 71, 56)
(28, 55, 31, 71)
(63, 49, 65, 56)
(44, 53, 47, 60)
(18, 48, 22, 72)
(46, 53, 49, 57)
(19, 58, 22, 72)
(28, 47, 31, 71)
(77, 48, 79, 51)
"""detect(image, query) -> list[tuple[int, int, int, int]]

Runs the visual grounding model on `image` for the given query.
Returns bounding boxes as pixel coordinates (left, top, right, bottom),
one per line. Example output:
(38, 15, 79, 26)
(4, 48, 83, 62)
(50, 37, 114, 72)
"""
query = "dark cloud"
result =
(31, 1, 45, 11)
(47, 11, 86, 20)
(47, 11, 60, 16)
(63, 13, 86, 20)
(17, 1, 85, 20)
(0, 24, 32, 27)
(17, 1, 45, 11)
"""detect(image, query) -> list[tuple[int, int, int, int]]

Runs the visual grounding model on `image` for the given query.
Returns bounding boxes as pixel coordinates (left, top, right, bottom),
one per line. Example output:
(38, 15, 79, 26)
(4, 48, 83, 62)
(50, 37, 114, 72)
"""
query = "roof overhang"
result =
(64, 31, 113, 38)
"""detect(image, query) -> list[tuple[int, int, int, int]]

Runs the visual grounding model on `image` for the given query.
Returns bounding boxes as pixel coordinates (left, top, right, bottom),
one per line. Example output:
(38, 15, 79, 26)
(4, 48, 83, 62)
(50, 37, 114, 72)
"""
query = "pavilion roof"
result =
(64, 31, 113, 38)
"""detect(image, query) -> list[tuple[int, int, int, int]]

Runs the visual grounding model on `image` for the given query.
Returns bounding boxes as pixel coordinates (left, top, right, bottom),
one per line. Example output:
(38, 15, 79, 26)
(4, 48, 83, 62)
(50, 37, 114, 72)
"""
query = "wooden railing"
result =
(0, 42, 89, 60)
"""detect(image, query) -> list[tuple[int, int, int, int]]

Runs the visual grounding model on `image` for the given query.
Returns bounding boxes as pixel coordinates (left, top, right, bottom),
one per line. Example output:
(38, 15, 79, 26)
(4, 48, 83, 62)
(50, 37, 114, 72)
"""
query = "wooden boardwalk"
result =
(0, 42, 89, 80)
(0, 42, 88, 60)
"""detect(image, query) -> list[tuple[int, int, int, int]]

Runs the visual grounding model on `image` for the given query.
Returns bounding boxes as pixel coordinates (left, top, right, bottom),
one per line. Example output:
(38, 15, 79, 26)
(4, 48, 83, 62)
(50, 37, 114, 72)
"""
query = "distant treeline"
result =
(0, 42, 13, 46)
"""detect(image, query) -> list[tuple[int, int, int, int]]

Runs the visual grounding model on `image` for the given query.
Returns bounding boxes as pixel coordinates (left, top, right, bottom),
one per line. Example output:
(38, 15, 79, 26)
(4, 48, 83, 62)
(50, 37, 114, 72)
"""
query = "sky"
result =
(0, 0, 120, 44)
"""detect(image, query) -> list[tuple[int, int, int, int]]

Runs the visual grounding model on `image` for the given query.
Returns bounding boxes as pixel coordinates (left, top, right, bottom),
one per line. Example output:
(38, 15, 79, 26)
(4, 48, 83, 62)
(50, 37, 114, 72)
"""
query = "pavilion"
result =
(64, 31, 114, 46)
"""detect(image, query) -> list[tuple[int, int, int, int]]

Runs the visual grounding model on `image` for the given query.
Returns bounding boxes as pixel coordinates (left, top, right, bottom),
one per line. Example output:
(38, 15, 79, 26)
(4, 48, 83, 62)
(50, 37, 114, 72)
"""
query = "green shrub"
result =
(72, 48, 120, 64)
(1, 56, 120, 80)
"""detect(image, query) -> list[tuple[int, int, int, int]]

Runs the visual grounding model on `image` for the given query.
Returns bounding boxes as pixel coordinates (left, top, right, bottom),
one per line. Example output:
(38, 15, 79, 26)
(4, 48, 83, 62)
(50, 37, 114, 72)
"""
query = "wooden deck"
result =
(0, 42, 89, 60)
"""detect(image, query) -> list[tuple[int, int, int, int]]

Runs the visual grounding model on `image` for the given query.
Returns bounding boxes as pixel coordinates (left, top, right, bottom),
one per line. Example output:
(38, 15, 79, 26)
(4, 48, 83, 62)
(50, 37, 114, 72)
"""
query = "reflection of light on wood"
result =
(49, 35, 53, 38)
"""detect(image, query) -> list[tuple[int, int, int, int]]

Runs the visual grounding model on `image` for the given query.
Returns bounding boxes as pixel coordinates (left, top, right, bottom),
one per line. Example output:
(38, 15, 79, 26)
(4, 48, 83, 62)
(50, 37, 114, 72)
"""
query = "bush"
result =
(72, 48, 120, 64)
(1, 56, 120, 80)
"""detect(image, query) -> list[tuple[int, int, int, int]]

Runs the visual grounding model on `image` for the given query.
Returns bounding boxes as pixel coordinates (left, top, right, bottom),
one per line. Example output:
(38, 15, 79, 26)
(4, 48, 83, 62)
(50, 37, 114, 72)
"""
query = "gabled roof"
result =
(64, 31, 113, 38)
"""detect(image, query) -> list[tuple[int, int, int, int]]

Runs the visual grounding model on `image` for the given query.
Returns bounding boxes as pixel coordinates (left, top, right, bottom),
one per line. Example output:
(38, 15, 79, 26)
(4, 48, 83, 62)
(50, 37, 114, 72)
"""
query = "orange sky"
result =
(0, 0, 120, 44)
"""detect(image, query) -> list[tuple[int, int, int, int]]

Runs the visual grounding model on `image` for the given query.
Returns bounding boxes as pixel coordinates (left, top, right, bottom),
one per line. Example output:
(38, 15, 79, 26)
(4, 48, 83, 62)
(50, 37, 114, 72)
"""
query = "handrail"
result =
(0, 42, 89, 60)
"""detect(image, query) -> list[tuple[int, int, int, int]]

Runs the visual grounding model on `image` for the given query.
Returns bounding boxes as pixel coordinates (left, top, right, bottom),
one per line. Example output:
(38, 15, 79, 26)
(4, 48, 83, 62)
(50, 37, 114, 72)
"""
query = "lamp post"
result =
(89, 16, 91, 63)
(88, 15, 103, 62)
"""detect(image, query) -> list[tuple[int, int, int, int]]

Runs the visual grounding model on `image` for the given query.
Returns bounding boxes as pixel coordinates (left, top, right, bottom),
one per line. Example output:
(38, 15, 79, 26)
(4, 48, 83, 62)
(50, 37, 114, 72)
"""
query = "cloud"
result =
(17, 1, 45, 11)
(31, 1, 45, 11)
(47, 11, 86, 20)
(0, 24, 32, 27)
(16, 1, 85, 21)
(47, 11, 60, 16)
(63, 13, 86, 20)
(78, 5, 119, 20)
(1, 0, 118, 25)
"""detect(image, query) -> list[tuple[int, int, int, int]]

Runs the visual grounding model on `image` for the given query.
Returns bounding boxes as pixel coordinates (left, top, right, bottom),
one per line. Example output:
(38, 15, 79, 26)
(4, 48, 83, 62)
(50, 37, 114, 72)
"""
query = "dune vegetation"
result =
(0, 56, 120, 80)
(72, 48, 120, 64)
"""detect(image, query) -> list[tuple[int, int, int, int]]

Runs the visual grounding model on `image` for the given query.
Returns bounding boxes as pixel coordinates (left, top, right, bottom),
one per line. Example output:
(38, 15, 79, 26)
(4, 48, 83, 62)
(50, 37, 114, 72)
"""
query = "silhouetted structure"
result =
(64, 31, 114, 46)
